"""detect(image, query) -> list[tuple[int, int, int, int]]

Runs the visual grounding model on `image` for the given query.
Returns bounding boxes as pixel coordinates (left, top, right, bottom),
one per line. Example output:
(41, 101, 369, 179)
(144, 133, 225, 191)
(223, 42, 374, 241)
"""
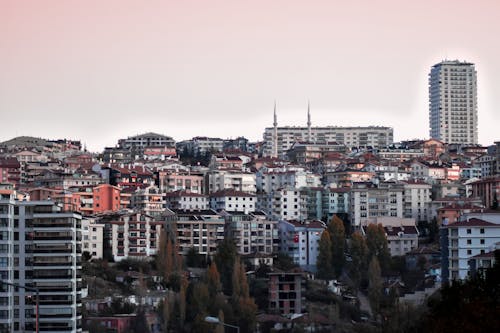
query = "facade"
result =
(263, 125, 393, 158)
(0, 194, 82, 332)
(129, 186, 165, 217)
(108, 211, 162, 261)
(349, 182, 404, 228)
(209, 189, 256, 212)
(443, 218, 500, 281)
(166, 209, 225, 256)
(429, 60, 478, 144)
(81, 218, 105, 259)
(221, 211, 278, 255)
(321, 188, 350, 221)
(278, 220, 326, 270)
(0, 157, 21, 185)
(402, 181, 432, 222)
(259, 188, 308, 222)
(370, 217, 419, 257)
(164, 190, 209, 210)
(268, 270, 306, 315)
(157, 170, 204, 194)
(206, 170, 256, 194)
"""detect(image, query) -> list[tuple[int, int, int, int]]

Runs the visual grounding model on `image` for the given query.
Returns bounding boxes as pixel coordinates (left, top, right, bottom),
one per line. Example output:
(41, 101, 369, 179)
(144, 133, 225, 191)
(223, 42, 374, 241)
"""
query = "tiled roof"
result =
(447, 218, 499, 228)
(209, 189, 256, 197)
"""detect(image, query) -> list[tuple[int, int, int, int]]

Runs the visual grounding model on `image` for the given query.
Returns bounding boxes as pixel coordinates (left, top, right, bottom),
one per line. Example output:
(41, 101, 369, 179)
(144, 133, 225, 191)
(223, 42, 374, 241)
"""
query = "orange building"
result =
(93, 184, 122, 213)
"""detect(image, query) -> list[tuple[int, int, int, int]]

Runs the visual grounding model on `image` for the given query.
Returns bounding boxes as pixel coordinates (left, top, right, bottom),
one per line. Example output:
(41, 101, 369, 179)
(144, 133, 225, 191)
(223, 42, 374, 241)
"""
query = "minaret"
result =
(307, 100, 312, 142)
(273, 101, 278, 158)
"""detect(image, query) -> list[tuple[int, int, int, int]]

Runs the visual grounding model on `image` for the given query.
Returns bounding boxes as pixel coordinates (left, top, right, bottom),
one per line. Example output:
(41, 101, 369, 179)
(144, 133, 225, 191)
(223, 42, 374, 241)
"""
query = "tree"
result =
(231, 257, 257, 333)
(365, 223, 390, 272)
(274, 252, 297, 271)
(328, 215, 346, 277)
(128, 307, 150, 333)
(214, 238, 238, 294)
(316, 229, 334, 279)
(206, 261, 222, 298)
(368, 256, 382, 318)
(350, 231, 368, 291)
(157, 229, 174, 282)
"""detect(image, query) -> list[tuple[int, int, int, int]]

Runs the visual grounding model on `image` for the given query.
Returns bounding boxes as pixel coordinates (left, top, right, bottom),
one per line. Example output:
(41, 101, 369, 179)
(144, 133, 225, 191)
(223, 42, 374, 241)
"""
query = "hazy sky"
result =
(1, 0, 499, 152)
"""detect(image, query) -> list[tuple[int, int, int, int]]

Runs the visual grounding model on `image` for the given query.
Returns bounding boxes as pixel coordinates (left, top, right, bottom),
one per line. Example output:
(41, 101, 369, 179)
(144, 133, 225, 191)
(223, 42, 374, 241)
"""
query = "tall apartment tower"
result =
(429, 60, 478, 145)
(0, 191, 82, 332)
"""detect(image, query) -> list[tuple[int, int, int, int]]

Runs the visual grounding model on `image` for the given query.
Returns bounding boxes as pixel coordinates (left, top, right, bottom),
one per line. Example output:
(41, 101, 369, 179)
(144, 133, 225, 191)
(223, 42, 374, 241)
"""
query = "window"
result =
(466, 229, 471, 234)
(480, 228, 485, 234)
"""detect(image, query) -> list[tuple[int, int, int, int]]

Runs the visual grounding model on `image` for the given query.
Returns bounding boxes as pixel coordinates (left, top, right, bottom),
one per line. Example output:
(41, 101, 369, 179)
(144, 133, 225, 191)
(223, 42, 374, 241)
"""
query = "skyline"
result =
(1, 0, 499, 152)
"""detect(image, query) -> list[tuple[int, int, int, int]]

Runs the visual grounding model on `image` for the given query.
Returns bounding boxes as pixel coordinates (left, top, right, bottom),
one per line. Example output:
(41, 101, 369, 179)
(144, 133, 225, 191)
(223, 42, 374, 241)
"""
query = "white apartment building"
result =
(206, 170, 256, 194)
(321, 188, 350, 221)
(130, 185, 165, 217)
(209, 189, 256, 212)
(263, 125, 393, 158)
(403, 180, 432, 222)
(221, 211, 278, 255)
(0, 193, 82, 332)
(164, 190, 209, 210)
(109, 211, 162, 261)
(118, 132, 176, 149)
(258, 188, 308, 222)
(429, 60, 478, 145)
(443, 217, 500, 281)
(81, 218, 104, 259)
(350, 182, 404, 228)
(278, 220, 326, 270)
(256, 168, 321, 194)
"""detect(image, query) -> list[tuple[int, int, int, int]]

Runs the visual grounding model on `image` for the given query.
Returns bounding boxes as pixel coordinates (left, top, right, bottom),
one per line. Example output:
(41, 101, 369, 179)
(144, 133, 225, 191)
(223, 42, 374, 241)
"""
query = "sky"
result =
(1, 0, 499, 152)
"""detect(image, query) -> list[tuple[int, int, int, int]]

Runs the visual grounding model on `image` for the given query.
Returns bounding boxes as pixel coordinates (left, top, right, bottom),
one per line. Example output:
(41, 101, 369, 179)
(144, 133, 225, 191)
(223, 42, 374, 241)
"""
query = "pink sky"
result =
(1, 0, 499, 151)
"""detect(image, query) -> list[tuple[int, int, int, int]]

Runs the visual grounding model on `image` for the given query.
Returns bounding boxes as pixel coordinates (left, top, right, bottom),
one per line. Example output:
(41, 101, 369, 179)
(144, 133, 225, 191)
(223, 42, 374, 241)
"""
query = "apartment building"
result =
(108, 211, 162, 262)
(321, 187, 350, 222)
(278, 220, 326, 270)
(442, 217, 500, 281)
(220, 211, 278, 255)
(156, 170, 204, 194)
(209, 189, 256, 212)
(268, 270, 306, 315)
(349, 182, 404, 228)
(429, 60, 478, 145)
(164, 190, 209, 210)
(81, 218, 104, 259)
(258, 188, 308, 222)
(129, 186, 165, 217)
(165, 209, 225, 256)
(0, 192, 82, 332)
(205, 170, 256, 194)
(256, 168, 321, 194)
(402, 180, 432, 222)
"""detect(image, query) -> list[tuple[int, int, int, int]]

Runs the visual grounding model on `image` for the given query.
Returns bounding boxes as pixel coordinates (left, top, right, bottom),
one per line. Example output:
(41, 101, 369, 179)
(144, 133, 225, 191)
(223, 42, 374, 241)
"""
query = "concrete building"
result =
(349, 182, 404, 228)
(205, 170, 256, 194)
(321, 188, 350, 222)
(165, 209, 225, 256)
(259, 188, 308, 222)
(402, 180, 432, 222)
(221, 211, 278, 255)
(429, 60, 478, 145)
(278, 220, 326, 270)
(209, 189, 256, 212)
(129, 185, 165, 217)
(363, 217, 419, 257)
(108, 211, 162, 261)
(0, 192, 82, 332)
(157, 170, 205, 194)
(164, 190, 209, 210)
(81, 218, 105, 259)
(442, 217, 500, 281)
(268, 270, 306, 315)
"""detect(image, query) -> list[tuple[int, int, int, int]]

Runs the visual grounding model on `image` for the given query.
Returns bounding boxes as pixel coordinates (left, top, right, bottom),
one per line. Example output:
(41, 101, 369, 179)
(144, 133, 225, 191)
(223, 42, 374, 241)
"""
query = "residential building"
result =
(470, 176, 500, 209)
(402, 180, 432, 222)
(278, 220, 326, 270)
(442, 217, 500, 281)
(321, 187, 350, 221)
(156, 170, 204, 194)
(268, 270, 306, 315)
(362, 217, 419, 256)
(221, 211, 278, 255)
(206, 170, 256, 194)
(263, 116, 393, 158)
(165, 209, 225, 256)
(130, 186, 165, 217)
(164, 190, 209, 210)
(349, 182, 404, 228)
(0, 193, 82, 332)
(429, 60, 478, 144)
(209, 189, 256, 212)
(0, 157, 21, 185)
(259, 188, 308, 222)
(81, 218, 105, 259)
(108, 211, 162, 261)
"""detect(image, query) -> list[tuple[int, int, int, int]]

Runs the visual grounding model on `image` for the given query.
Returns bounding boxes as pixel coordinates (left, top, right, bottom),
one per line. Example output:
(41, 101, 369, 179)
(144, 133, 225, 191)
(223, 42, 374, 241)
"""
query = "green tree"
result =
(365, 223, 390, 272)
(368, 256, 382, 318)
(316, 229, 334, 279)
(328, 215, 346, 277)
(274, 252, 297, 271)
(350, 231, 368, 291)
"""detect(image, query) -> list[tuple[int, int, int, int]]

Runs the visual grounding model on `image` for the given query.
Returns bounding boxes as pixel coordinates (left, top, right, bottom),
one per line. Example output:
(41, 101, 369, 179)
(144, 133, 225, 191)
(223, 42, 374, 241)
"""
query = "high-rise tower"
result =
(429, 60, 478, 145)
